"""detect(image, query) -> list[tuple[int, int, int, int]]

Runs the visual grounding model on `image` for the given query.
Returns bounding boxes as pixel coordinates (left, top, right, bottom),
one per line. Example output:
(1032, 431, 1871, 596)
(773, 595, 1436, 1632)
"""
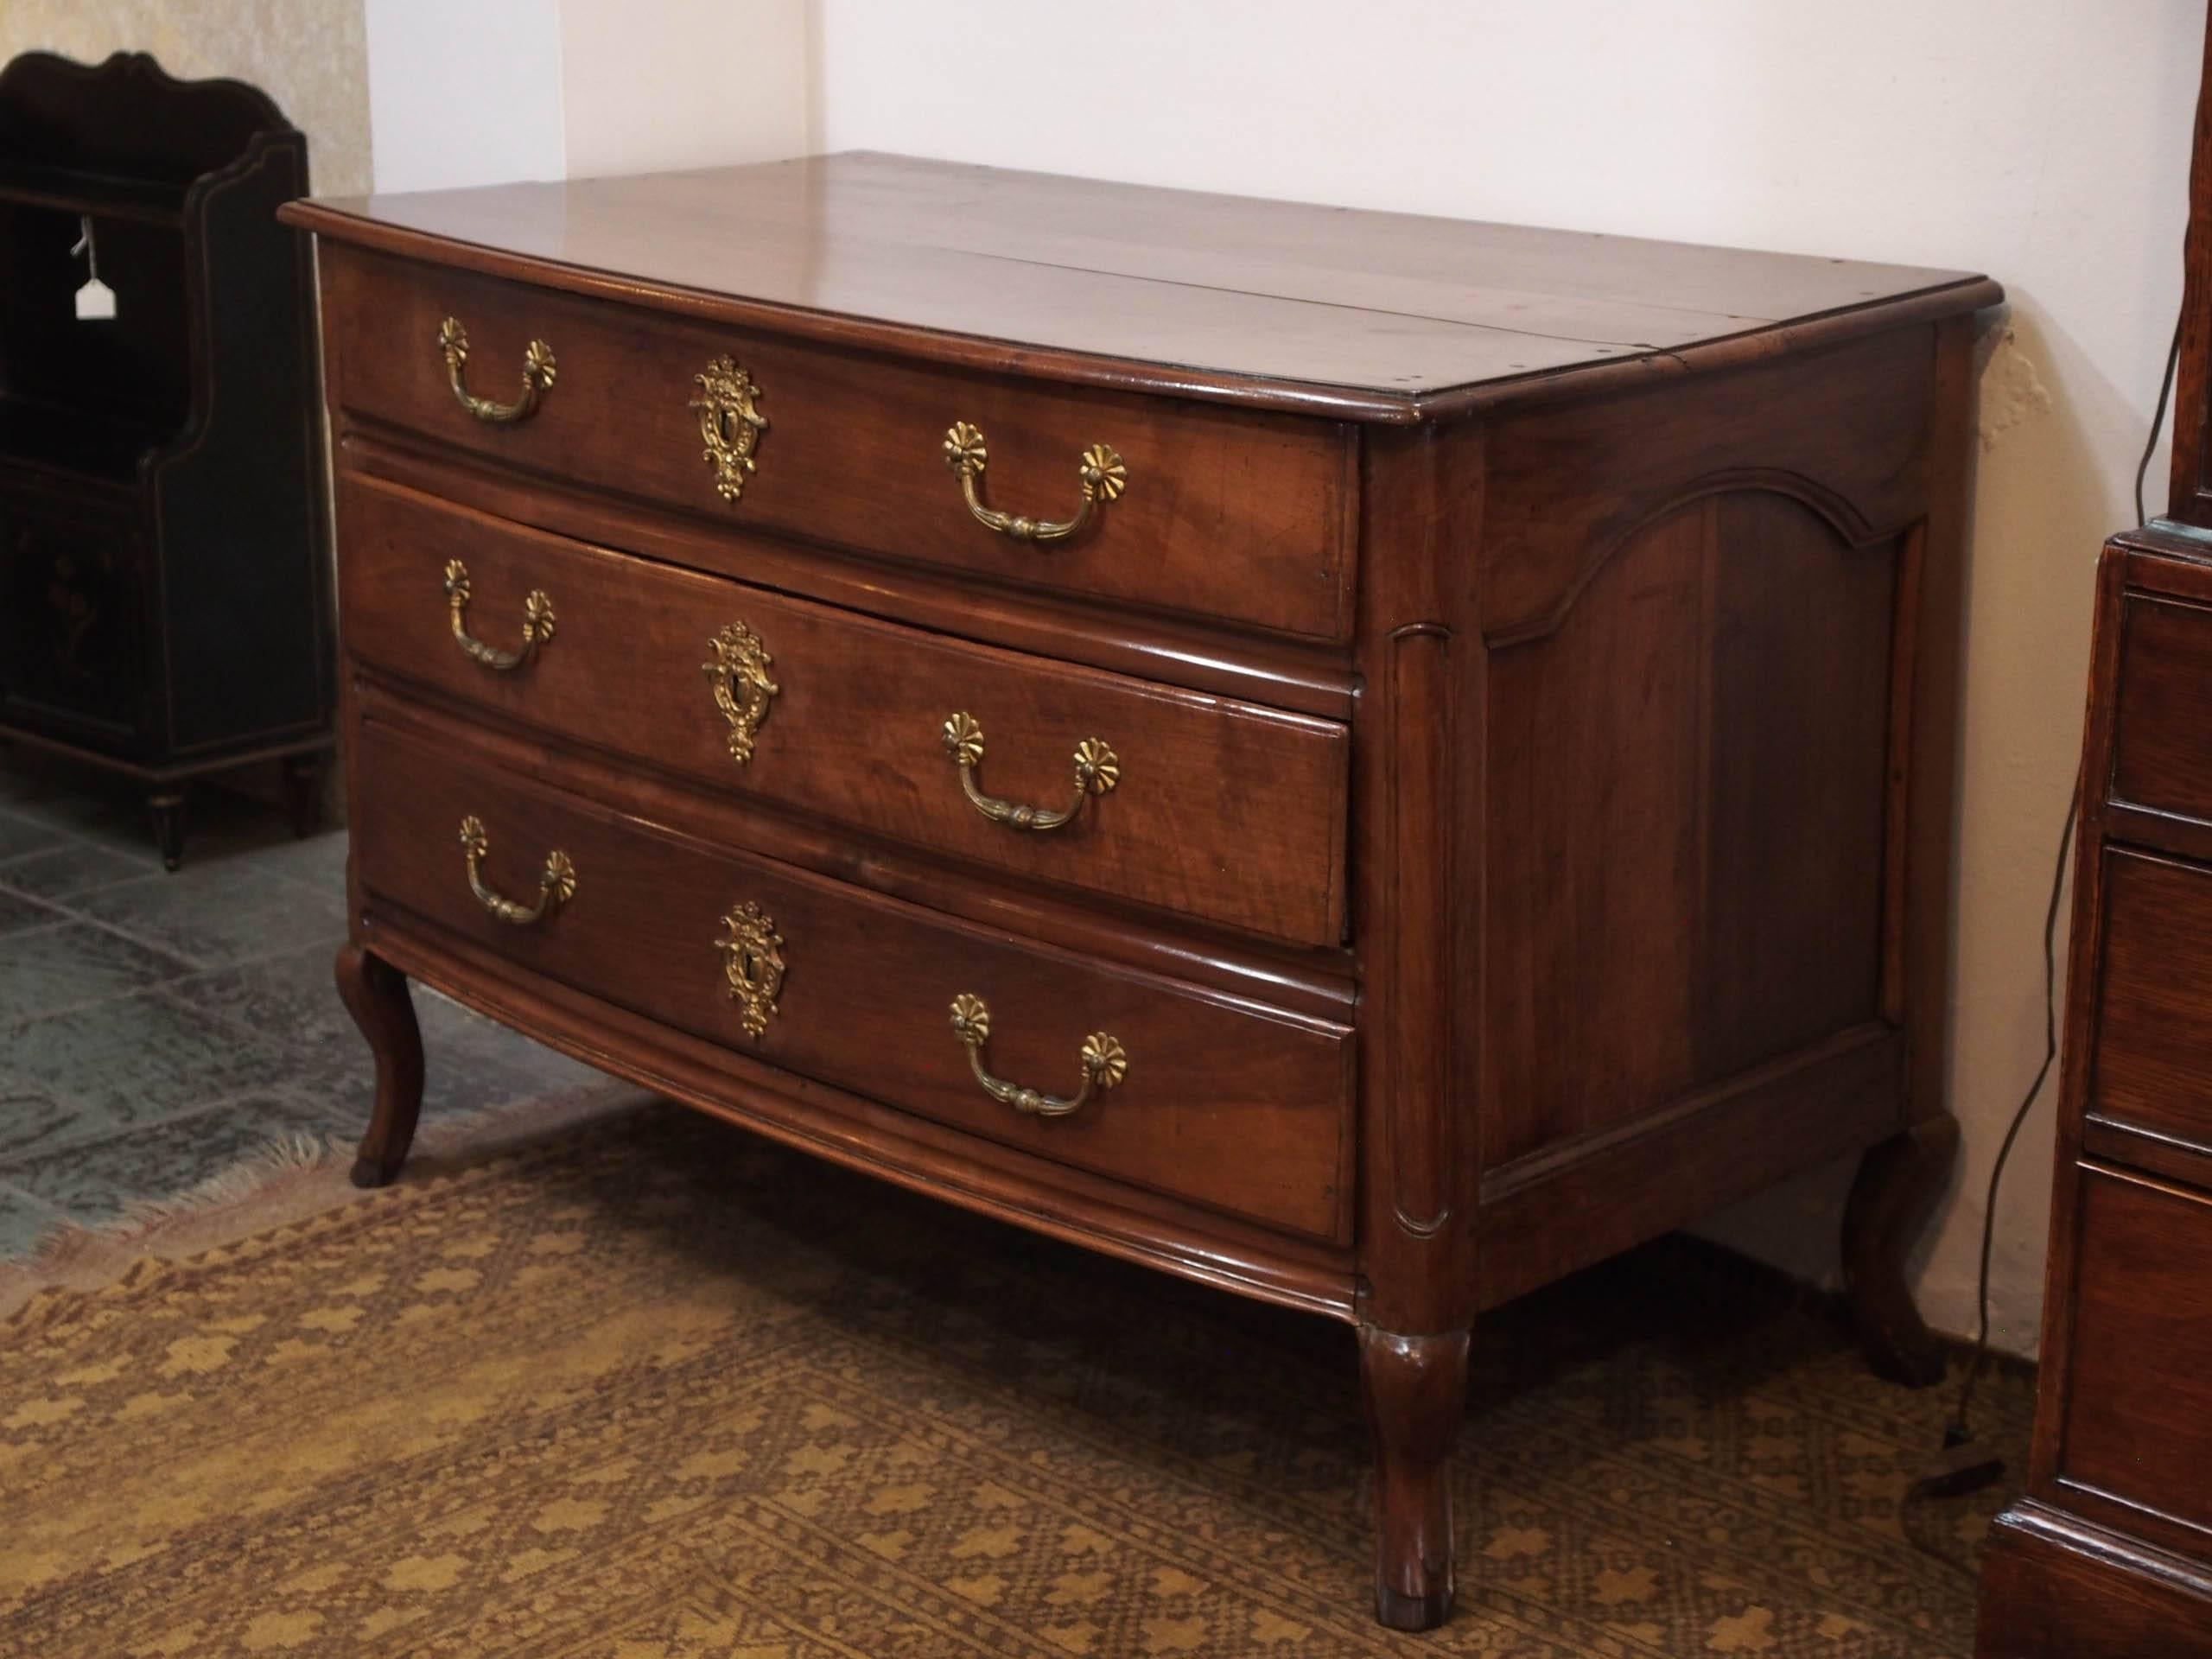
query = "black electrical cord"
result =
(2138, 312, 2184, 524)
(1948, 772, 2075, 1446)
(1932, 305, 2181, 1473)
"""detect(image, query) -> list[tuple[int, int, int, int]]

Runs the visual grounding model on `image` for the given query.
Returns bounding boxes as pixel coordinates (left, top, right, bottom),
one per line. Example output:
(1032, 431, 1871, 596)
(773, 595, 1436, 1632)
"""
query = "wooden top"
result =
(283, 150, 2000, 423)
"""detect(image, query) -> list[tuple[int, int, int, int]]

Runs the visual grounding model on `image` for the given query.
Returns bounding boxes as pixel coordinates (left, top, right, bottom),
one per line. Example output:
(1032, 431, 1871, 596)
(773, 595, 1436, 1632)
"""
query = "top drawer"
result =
(320, 245, 1357, 643)
(2111, 588, 2212, 828)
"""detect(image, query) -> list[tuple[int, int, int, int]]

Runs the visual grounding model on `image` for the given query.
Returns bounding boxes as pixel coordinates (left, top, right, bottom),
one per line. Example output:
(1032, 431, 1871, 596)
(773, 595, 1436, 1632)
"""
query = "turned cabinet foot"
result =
(334, 944, 425, 1188)
(1360, 1324, 1471, 1630)
(149, 790, 188, 871)
(282, 753, 326, 839)
(1842, 1113, 1960, 1388)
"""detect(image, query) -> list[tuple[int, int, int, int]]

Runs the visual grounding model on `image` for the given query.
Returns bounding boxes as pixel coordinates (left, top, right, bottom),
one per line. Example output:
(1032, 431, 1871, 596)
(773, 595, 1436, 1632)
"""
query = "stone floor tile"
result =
(0, 1181, 62, 1258)
(244, 827, 351, 895)
(0, 840, 161, 901)
(0, 889, 64, 940)
(0, 1091, 79, 1175)
(0, 921, 193, 1022)
(0, 1093, 338, 1227)
(0, 808, 68, 864)
(170, 942, 604, 1128)
(67, 861, 350, 970)
(0, 992, 296, 1160)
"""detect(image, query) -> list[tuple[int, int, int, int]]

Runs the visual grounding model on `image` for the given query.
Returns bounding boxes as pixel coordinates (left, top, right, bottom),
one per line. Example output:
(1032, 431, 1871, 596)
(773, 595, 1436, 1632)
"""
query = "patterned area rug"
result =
(0, 1100, 2030, 1656)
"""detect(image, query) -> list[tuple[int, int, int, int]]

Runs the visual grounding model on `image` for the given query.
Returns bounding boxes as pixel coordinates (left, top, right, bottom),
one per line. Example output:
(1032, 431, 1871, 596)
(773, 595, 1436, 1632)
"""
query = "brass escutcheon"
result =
(690, 355, 768, 502)
(716, 900, 785, 1039)
(702, 622, 779, 764)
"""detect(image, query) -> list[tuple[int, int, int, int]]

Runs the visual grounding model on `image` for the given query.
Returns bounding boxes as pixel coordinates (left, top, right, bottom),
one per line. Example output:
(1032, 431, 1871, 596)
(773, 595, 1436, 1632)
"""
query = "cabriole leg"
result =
(334, 943, 424, 1188)
(1842, 1112, 1961, 1387)
(1360, 1324, 1470, 1630)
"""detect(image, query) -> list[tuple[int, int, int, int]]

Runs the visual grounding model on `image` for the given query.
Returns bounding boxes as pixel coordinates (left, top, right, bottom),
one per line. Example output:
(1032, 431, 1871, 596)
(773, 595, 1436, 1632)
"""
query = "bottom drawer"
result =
(349, 714, 1355, 1243)
(2056, 1165, 2212, 1541)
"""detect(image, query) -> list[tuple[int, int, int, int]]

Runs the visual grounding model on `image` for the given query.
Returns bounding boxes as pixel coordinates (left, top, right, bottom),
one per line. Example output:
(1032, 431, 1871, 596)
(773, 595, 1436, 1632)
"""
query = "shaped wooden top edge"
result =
(280, 154, 2002, 426)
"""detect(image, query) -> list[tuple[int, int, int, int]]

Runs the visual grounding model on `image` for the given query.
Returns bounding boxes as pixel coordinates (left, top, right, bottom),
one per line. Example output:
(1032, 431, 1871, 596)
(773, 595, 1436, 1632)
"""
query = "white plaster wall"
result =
(364, 0, 564, 194)
(363, 0, 809, 193)
(560, 0, 811, 179)
(813, 0, 2206, 1354)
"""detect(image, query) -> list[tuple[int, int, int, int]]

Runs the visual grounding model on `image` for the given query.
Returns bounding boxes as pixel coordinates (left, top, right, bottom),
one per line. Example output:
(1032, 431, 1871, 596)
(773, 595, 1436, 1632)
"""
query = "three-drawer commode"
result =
(285, 152, 2000, 1629)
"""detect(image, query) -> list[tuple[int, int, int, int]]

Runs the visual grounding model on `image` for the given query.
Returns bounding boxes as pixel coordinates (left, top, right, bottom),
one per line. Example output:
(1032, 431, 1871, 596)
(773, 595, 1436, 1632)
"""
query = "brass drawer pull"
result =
(702, 622, 779, 764)
(715, 900, 785, 1039)
(942, 421, 1126, 543)
(442, 559, 553, 671)
(949, 994, 1126, 1119)
(941, 713, 1117, 830)
(458, 815, 575, 925)
(437, 317, 556, 424)
(691, 355, 768, 501)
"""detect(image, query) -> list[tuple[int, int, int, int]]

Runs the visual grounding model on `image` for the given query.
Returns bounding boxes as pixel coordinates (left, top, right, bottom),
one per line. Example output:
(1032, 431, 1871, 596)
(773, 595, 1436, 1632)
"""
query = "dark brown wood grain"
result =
(280, 152, 1997, 421)
(359, 904, 1359, 1319)
(1360, 1325, 1469, 1631)
(293, 151, 1996, 1631)
(1980, 1503, 2212, 1659)
(349, 713, 1357, 1244)
(321, 244, 1358, 642)
(2085, 846, 2212, 1156)
(2052, 1166, 2212, 1544)
(339, 421, 1359, 723)
(1840, 1112, 1960, 1387)
(334, 941, 423, 1188)
(349, 671, 1356, 1026)
(2109, 589, 2212, 824)
(1979, 522, 2212, 1651)
(338, 473, 1351, 946)
(1479, 442, 1899, 1168)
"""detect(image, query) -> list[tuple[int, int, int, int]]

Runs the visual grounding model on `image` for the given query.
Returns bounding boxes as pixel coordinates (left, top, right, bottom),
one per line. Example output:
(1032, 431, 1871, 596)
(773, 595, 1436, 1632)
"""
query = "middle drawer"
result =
(339, 474, 1350, 946)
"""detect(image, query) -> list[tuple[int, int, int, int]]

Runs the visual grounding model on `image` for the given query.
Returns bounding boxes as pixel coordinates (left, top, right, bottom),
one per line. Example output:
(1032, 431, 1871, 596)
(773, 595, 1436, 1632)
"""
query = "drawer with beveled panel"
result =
(338, 474, 1351, 946)
(320, 244, 1356, 642)
(348, 713, 1356, 1244)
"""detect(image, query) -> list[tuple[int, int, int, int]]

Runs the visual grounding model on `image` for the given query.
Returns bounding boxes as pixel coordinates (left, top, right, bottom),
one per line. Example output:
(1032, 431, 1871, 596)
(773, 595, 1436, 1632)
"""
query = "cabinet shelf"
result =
(0, 158, 186, 227)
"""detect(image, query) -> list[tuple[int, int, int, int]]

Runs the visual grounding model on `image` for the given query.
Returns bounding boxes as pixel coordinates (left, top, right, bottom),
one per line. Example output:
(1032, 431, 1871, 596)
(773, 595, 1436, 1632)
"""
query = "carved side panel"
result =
(1481, 488, 1900, 1167)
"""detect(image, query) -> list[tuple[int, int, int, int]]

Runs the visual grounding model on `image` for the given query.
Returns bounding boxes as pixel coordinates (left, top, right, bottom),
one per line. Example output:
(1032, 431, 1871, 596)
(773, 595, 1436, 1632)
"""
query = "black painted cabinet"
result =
(0, 51, 333, 867)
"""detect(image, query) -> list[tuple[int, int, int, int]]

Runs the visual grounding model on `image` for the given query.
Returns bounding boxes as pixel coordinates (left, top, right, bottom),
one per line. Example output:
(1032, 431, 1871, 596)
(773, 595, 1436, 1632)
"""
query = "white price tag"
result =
(74, 276, 116, 321)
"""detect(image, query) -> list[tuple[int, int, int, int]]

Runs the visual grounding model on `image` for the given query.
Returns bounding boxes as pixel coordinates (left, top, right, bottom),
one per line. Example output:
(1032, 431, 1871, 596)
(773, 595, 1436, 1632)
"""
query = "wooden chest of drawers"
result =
(283, 153, 1999, 1630)
(1978, 527, 2212, 1656)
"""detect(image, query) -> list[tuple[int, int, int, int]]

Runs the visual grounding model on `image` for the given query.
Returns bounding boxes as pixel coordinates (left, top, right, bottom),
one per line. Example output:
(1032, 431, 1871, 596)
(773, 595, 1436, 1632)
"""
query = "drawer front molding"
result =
(340, 475, 1350, 944)
(327, 246, 1356, 642)
(352, 713, 1355, 1243)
